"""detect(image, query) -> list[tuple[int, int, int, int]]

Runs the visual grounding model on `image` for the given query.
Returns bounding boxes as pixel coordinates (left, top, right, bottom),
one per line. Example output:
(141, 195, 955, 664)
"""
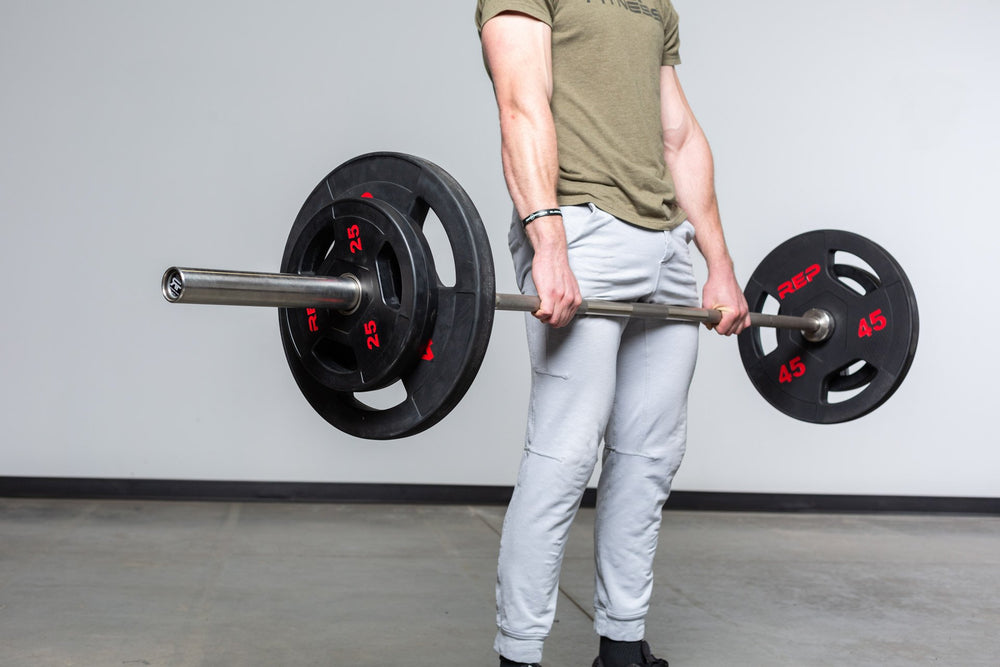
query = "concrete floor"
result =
(0, 499, 998, 666)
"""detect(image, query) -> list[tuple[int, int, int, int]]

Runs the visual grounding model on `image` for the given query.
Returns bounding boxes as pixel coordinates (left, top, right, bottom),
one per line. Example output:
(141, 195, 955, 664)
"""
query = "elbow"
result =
(497, 98, 528, 126)
(496, 83, 547, 116)
(662, 114, 695, 157)
(664, 121, 713, 170)
(496, 93, 552, 136)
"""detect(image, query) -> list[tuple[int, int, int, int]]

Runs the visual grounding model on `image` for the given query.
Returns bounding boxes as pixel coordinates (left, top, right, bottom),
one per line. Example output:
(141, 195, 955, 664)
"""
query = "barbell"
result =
(162, 152, 919, 439)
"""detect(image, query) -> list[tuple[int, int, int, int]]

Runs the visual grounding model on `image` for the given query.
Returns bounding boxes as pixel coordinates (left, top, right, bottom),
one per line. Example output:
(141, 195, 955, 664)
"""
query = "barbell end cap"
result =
(802, 308, 835, 343)
(162, 267, 184, 303)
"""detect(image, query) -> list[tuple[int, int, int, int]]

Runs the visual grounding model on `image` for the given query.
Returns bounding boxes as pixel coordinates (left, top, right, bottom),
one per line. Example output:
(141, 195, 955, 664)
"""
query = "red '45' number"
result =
(779, 356, 806, 384)
(364, 320, 380, 350)
(347, 224, 363, 254)
(858, 309, 887, 338)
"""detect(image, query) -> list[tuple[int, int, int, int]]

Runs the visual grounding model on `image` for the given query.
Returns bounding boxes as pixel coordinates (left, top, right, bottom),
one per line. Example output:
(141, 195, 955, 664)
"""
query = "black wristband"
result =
(521, 208, 563, 227)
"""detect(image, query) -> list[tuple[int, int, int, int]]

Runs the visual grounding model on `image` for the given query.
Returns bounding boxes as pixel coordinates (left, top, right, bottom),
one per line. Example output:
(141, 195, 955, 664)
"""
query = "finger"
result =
(727, 303, 750, 335)
(532, 298, 553, 323)
(709, 304, 731, 334)
(542, 295, 573, 327)
(730, 310, 748, 335)
(553, 291, 582, 328)
(717, 310, 741, 336)
(547, 304, 565, 328)
(551, 301, 576, 328)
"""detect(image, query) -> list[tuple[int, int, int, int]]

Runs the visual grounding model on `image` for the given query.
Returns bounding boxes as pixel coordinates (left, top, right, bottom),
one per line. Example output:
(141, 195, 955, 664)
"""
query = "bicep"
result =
(481, 13, 553, 112)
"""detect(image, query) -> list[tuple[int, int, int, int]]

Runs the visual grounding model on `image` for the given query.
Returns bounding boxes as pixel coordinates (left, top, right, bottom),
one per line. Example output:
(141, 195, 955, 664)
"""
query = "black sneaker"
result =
(499, 657, 541, 667)
(591, 640, 668, 667)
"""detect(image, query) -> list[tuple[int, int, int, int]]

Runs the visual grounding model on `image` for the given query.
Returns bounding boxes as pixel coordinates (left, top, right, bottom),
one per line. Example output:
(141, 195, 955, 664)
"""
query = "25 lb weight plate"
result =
(280, 196, 437, 395)
(280, 153, 495, 439)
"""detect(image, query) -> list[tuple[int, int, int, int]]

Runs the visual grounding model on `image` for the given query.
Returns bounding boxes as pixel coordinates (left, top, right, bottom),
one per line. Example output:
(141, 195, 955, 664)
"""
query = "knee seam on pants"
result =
(603, 444, 664, 462)
(523, 446, 563, 463)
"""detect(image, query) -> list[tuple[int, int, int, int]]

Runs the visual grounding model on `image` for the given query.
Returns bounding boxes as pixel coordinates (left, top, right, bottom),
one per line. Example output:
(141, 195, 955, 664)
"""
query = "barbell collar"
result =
(161, 267, 362, 310)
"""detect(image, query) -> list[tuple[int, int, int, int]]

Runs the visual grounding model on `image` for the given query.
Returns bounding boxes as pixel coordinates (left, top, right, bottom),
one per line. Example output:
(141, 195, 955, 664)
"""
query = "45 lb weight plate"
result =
(737, 230, 919, 423)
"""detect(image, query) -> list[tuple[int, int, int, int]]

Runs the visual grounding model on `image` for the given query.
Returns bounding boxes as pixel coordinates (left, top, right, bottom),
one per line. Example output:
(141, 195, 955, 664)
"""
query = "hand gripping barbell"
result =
(162, 152, 919, 439)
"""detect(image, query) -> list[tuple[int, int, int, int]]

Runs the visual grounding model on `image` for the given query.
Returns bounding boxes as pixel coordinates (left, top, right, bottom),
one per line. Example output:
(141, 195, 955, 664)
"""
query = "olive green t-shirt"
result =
(476, 0, 686, 231)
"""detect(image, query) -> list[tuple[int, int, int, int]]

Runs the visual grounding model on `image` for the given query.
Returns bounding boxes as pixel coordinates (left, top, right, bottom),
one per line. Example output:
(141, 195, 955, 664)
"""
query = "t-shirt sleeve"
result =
(661, 1, 682, 66)
(475, 0, 553, 34)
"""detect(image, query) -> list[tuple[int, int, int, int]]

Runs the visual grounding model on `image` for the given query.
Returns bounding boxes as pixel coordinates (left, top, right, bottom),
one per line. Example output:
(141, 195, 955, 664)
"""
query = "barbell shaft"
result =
(162, 267, 832, 339)
(494, 293, 825, 333)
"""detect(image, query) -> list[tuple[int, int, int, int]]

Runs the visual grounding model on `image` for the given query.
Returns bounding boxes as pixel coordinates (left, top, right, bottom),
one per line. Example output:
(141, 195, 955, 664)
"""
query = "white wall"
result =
(1, 1, 996, 497)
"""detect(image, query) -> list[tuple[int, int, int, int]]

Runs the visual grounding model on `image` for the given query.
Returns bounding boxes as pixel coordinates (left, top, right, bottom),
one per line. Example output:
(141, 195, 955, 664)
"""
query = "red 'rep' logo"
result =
(777, 264, 820, 300)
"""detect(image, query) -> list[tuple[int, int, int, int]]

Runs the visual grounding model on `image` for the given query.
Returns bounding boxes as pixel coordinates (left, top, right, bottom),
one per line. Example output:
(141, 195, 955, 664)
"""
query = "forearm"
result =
(664, 123, 734, 274)
(663, 108, 749, 334)
(499, 104, 559, 219)
(497, 102, 566, 250)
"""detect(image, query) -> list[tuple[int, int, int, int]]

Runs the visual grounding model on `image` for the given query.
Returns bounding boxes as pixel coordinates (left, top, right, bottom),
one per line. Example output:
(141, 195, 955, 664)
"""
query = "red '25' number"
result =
(364, 320, 380, 350)
(858, 309, 887, 338)
(779, 356, 806, 384)
(347, 224, 363, 254)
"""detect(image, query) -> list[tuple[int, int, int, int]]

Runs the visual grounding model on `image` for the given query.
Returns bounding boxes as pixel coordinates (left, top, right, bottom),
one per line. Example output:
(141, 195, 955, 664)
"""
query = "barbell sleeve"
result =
(161, 267, 362, 310)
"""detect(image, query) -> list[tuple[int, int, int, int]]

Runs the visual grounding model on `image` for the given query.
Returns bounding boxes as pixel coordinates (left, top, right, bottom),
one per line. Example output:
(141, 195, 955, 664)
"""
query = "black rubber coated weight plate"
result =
(737, 229, 919, 423)
(280, 196, 436, 394)
(279, 153, 495, 439)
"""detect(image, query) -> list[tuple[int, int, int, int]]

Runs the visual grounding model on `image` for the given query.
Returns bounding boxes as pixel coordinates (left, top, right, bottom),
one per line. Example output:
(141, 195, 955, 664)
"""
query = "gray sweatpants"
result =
(494, 204, 701, 664)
